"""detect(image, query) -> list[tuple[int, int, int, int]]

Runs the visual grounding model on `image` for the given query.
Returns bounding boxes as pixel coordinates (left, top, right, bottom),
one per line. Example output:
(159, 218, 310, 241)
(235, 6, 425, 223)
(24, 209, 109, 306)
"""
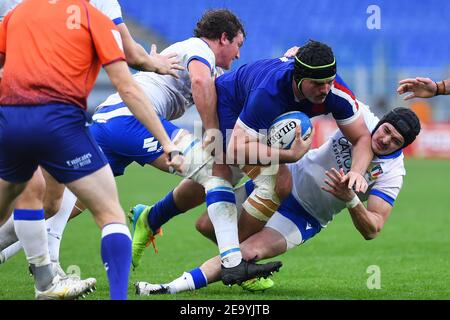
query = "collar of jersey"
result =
(376, 149, 403, 160)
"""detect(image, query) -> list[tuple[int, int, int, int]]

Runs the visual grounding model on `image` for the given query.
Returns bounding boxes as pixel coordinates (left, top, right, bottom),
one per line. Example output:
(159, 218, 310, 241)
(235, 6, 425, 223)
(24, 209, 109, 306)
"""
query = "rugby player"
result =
(134, 105, 421, 295)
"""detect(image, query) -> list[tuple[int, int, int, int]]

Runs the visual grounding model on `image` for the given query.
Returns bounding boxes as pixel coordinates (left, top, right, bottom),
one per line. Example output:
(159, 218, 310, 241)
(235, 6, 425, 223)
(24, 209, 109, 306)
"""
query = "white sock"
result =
(0, 215, 19, 250)
(13, 209, 50, 267)
(1, 241, 23, 262)
(167, 272, 195, 294)
(46, 188, 77, 262)
(207, 202, 242, 268)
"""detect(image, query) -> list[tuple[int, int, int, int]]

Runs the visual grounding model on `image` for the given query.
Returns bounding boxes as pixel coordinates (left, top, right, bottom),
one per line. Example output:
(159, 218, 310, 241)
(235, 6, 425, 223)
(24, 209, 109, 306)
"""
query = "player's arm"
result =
(337, 114, 373, 193)
(348, 194, 392, 240)
(229, 89, 313, 164)
(229, 122, 313, 165)
(322, 168, 392, 240)
(397, 76, 450, 100)
(116, 23, 183, 77)
(189, 60, 219, 141)
(104, 61, 183, 171)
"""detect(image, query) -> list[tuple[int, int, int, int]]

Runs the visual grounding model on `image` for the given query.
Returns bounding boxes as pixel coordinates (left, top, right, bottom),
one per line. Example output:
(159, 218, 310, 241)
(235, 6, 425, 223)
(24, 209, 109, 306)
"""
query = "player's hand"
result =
(287, 126, 314, 162)
(321, 168, 356, 201)
(283, 46, 300, 58)
(397, 77, 436, 100)
(164, 145, 184, 174)
(149, 44, 185, 79)
(340, 170, 368, 193)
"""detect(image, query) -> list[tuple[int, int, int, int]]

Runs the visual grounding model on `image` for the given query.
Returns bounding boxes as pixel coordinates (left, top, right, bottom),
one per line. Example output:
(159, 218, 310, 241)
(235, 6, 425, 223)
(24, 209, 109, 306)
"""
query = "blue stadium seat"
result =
(119, 0, 450, 68)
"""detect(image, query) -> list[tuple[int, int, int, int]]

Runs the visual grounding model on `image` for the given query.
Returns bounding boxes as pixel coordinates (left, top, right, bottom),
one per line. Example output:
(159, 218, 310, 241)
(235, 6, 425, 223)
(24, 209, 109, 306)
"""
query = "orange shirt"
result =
(0, 0, 125, 109)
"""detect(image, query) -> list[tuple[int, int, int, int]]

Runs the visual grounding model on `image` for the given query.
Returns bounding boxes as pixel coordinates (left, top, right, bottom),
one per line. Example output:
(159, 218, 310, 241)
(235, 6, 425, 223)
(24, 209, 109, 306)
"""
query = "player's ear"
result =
(220, 32, 229, 45)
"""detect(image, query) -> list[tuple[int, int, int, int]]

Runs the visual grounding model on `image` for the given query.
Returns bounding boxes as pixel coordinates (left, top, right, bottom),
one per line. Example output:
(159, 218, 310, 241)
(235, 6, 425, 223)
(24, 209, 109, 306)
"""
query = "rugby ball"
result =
(267, 111, 312, 149)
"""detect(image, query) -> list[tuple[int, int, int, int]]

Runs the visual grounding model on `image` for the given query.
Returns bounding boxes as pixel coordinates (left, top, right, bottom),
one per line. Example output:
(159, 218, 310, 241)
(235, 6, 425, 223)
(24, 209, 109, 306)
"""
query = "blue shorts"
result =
(0, 104, 108, 183)
(90, 102, 181, 176)
(275, 193, 322, 243)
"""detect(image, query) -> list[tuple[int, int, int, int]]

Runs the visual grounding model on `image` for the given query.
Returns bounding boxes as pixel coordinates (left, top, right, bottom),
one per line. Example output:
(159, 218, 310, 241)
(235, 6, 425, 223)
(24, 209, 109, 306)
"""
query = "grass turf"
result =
(0, 158, 449, 300)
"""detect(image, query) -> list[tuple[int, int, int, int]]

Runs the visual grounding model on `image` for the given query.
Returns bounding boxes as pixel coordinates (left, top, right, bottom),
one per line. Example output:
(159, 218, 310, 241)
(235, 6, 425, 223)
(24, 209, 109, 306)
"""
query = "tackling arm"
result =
(347, 194, 392, 240)
(338, 114, 373, 192)
(322, 168, 392, 240)
(189, 60, 219, 133)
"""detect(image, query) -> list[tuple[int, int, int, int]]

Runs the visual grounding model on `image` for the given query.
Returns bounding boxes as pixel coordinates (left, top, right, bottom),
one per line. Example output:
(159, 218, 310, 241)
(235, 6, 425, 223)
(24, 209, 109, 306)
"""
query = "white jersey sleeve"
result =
(0, 0, 21, 21)
(367, 154, 405, 206)
(90, 0, 123, 25)
(184, 42, 216, 75)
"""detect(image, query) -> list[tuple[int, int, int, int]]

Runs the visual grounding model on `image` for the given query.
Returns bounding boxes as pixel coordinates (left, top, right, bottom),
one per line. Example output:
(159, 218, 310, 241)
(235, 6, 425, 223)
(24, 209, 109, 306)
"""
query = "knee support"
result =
(241, 164, 281, 222)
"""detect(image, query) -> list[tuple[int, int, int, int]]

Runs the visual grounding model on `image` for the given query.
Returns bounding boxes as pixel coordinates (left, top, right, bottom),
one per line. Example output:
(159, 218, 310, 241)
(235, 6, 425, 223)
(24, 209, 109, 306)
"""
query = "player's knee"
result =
(195, 212, 216, 241)
(173, 180, 205, 212)
(16, 173, 46, 207)
(43, 197, 62, 218)
(241, 242, 263, 261)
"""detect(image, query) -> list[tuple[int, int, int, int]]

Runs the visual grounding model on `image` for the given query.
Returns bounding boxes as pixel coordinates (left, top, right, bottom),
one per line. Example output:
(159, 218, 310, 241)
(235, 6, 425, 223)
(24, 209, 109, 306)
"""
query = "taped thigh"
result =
(241, 164, 280, 222)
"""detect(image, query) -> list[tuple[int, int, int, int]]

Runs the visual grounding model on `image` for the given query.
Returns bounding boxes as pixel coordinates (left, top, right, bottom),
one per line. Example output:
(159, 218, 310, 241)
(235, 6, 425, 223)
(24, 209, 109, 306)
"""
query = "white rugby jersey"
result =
(1, 0, 123, 23)
(289, 102, 406, 227)
(0, 0, 21, 20)
(90, 0, 123, 24)
(98, 37, 222, 120)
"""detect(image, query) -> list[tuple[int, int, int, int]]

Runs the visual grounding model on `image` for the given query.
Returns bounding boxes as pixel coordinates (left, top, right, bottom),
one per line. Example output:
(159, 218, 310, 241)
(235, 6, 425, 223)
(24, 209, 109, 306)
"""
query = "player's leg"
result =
(0, 168, 46, 256)
(42, 168, 67, 217)
(135, 226, 287, 296)
(45, 187, 78, 265)
(66, 164, 130, 300)
(9, 168, 61, 294)
(0, 175, 59, 295)
(238, 164, 292, 240)
(35, 104, 131, 300)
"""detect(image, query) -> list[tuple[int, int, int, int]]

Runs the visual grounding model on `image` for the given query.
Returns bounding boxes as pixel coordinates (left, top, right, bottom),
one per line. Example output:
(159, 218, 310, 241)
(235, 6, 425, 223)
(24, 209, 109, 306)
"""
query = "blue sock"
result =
(101, 224, 131, 300)
(188, 267, 207, 289)
(147, 191, 183, 232)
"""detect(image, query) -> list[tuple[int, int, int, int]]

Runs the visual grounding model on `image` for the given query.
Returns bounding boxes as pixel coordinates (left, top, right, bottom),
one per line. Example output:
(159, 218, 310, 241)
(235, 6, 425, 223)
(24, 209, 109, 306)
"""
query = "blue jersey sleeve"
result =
(327, 76, 360, 125)
(237, 89, 285, 137)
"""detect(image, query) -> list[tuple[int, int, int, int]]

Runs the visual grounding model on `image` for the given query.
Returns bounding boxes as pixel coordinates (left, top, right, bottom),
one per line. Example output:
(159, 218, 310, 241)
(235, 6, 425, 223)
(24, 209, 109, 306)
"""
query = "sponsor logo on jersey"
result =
(331, 137, 352, 171)
(143, 137, 159, 152)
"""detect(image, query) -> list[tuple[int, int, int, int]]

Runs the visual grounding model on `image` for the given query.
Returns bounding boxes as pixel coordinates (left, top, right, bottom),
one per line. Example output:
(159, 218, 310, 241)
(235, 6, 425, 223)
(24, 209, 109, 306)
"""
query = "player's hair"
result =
(295, 40, 334, 67)
(194, 9, 246, 42)
(293, 40, 336, 90)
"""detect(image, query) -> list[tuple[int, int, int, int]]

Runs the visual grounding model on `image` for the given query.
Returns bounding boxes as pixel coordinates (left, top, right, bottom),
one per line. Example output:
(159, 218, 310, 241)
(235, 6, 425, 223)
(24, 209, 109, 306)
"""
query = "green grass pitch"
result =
(1, 158, 449, 300)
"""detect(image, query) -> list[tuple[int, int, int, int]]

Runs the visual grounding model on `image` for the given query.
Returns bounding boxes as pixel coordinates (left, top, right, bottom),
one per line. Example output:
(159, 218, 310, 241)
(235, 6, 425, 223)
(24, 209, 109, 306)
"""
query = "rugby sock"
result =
(167, 268, 207, 293)
(0, 215, 19, 250)
(205, 180, 242, 268)
(147, 190, 183, 233)
(46, 188, 77, 262)
(0, 241, 23, 263)
(14, 208, 53, 290)
(101, 223, 131, 300)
